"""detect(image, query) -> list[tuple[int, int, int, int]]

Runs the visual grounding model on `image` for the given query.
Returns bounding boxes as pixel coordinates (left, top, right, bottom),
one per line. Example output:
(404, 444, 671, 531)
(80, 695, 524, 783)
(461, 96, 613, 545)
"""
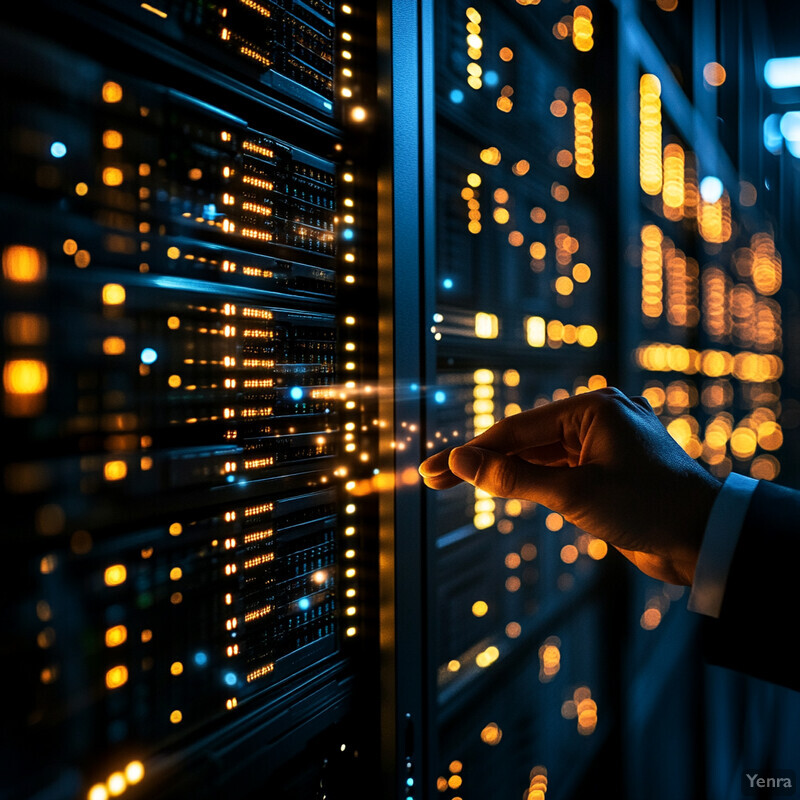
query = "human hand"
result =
(419, 387, 721, 585)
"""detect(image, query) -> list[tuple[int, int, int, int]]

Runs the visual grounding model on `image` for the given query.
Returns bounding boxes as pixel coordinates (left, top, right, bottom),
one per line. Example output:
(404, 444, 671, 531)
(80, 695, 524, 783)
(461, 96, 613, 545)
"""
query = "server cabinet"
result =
(420, 2, 625, 798)
(1, 3, 383, 798)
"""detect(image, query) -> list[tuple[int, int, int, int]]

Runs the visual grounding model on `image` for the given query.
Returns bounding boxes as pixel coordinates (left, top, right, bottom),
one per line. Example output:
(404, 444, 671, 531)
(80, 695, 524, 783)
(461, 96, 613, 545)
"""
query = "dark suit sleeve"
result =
(701, 480, 800, 692)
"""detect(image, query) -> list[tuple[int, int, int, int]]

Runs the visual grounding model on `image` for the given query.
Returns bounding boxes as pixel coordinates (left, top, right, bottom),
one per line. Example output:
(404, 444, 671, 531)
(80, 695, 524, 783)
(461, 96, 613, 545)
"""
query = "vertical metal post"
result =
(377, 1, 430, 797)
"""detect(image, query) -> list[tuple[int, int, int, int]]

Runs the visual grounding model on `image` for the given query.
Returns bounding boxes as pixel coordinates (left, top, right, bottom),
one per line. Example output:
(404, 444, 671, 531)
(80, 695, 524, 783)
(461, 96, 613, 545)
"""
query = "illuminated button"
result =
(105, 665, 128, 689)
(102, 167, 124, 186)
(102, 284, 126, 305)
(104, 460, 127, 481)
(105, 625, 127, 647)
(106, 772, 126, 797)
(88, 784, 109, 800)
(102, 81, 123, 103)
(2, 245, 46, 283)
(103, 130, 123, 149)
(3, 359, 48, 395)
(472, 600, 488, 617)
(104, 564, 127, 586)
(124, 761, 144, 785)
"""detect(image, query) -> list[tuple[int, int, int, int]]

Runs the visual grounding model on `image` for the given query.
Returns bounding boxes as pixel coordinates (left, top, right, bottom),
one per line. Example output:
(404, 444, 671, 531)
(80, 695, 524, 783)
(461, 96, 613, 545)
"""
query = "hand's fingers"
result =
(419, 447, 455, 478)
(420, 471, 463, 490)
(421, 441, 573, 484)
(448, 445, 576, 507)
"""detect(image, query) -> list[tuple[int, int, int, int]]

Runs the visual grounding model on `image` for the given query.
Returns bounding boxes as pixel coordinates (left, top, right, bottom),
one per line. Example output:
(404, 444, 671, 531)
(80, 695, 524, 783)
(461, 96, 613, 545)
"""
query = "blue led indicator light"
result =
(50, 141, 67, 158)
(140, 348, 158, 364)
(699, 176, 723, 204)
(764, 56, 800, 89)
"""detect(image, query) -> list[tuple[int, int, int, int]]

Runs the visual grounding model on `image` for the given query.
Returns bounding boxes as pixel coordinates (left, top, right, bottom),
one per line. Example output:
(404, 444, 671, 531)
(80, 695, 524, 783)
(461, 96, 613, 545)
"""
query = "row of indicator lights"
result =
(469, 312, 599, 348)
(337, 5, 368, 124)
(465, 8, 483, 89)
(636, 342, 784, 382)
(338, 41, 362, 640)
(640, 71, 738, 232)
(221, 513, 241, 710)
(639, 74, 663, 196)
(664, 410, 782, 466)
(523, 766, 549, 800)
(436, 759, 465, 794)
(640, 224, 782, 325)
(87, 761, 145, 800)
(472, 369, 496, 531)
(549, 5, 594, 52)
(572, 89, 594, 178)
(2, 246, 49, 417)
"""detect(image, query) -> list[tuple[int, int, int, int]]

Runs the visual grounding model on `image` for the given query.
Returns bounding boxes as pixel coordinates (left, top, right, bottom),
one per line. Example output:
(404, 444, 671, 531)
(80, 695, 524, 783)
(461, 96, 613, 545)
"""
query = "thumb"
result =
(448, 445, 544, 500)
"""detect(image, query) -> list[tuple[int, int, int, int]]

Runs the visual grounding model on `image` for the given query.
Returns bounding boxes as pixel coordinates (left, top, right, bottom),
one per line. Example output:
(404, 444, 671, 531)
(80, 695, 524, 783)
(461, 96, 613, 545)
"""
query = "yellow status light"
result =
(88, 784, 109, 800)
(103, 167, 124, 187)
(102, 283, 126, 305)
(3, 245, 46, 282)
(102, 81, 123, 103)
(526, 316, 546, 347)
(105, 665, 128, 690)
(124, 761, 145, 785)
(3, 359, 48, 395)
(104, 564, 127, 586)
(475, 312, 498, 339)
(104, 460, 128, 481)
(107, 772, 127, 797)
(105, 625, 127, 647)
(472, 600, 488, 617)
(103, 130, 123, 149)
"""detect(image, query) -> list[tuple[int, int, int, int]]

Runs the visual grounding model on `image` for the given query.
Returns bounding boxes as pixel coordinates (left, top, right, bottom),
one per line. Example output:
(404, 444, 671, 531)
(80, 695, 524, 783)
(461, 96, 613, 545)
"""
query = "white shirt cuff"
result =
(687, 472, 758, 618)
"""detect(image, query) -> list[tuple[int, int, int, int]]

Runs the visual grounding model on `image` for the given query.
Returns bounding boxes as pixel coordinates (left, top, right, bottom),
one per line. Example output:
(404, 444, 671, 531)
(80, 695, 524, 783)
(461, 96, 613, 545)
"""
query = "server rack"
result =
(2, 3, 384, 798)
(419, 2, 625, 797)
